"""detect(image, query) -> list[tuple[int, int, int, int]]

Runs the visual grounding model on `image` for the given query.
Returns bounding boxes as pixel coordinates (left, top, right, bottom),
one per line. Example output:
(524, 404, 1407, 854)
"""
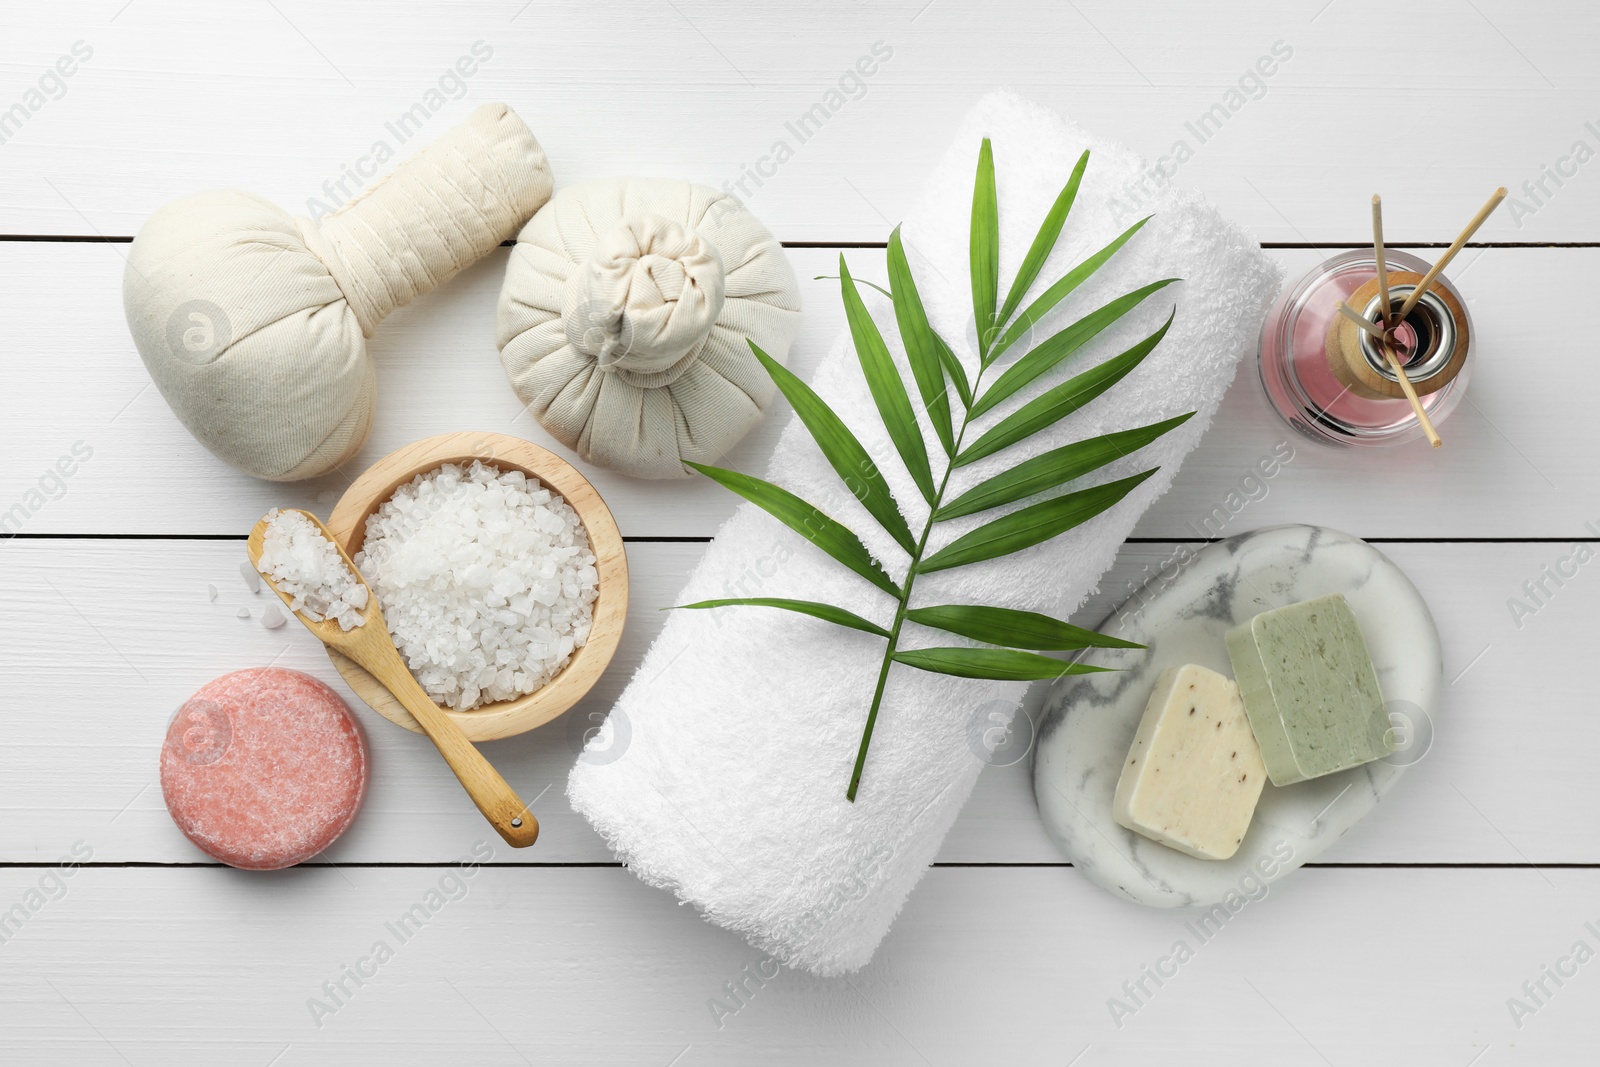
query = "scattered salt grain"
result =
(355, 461, 599, 711)
(239, 561, 261, 593)
(254, 508, 369, 631)
(236, 608, 251, 619)
(261, 604, 288, 630)
(207, 583, 218, 602)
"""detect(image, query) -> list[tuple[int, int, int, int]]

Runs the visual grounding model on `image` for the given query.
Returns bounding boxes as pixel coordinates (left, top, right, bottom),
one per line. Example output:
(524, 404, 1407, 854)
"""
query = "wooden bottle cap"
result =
(1325, 270, 1470, 400)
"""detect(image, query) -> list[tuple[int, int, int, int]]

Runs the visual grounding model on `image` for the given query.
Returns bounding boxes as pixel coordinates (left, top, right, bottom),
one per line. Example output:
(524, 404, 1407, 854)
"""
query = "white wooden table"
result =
(3, 2, 1596, 1062)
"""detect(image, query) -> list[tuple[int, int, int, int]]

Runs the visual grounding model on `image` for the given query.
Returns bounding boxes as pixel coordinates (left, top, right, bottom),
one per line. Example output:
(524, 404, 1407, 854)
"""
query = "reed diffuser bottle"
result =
(1258, 190, 1504, 448)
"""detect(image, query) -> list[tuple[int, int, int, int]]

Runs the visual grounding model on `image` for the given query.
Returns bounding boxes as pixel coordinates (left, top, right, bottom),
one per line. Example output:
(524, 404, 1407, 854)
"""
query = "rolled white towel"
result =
(569, 89, 1282, 976)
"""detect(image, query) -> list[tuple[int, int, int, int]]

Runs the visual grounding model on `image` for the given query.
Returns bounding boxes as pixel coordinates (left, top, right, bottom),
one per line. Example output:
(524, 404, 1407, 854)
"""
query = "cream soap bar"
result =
(1226, 592, 1392, 787)
(1112, 664, 1267, 861)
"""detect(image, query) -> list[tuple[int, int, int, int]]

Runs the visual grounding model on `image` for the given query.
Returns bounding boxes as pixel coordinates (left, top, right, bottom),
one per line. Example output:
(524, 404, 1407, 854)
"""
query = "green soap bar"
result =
(1224, 625, 1302, 784)
(1225, 593, 1393, 787)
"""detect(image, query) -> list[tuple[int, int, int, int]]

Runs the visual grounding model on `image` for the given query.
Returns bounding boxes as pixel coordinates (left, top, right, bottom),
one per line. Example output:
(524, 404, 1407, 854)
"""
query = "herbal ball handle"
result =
(350, 631, 542, 849)
(302, 102, 552, 336)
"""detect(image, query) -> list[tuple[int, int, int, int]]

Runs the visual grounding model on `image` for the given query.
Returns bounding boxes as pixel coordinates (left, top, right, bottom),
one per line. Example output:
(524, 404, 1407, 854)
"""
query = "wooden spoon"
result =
(248, 509, 541, 849)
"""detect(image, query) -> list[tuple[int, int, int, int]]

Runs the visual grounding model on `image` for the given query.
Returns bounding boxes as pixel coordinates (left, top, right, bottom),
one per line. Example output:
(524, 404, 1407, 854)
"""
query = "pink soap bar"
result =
(160, 668, 369, 870)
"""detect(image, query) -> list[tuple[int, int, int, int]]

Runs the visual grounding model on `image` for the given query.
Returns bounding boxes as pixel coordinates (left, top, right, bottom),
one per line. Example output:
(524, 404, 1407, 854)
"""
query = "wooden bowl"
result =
(324, 431, 628, 741)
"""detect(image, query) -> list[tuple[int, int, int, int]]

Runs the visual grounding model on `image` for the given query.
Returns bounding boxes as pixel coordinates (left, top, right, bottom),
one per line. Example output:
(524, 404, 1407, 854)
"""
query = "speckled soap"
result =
(1112, 664, 1267, 860)
(1225, 592, 1392, 787)
(1034, 526, 1442, 909)
(160, 668, 369, 870)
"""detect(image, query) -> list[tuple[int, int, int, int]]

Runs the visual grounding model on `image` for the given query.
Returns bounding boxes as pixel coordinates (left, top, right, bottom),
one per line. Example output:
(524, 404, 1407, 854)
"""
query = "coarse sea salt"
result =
(354, 461, 599, 711)
(255, 508, 370, 631)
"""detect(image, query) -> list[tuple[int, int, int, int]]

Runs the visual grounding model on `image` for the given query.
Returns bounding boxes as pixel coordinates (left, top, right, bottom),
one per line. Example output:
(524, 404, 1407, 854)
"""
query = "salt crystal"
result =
(355, 460, 598, 711)
(239, 561, 261, 594)
(253, 509, 368, 632)
(237, 608, 251, 619)
(261, 604, 288, 630)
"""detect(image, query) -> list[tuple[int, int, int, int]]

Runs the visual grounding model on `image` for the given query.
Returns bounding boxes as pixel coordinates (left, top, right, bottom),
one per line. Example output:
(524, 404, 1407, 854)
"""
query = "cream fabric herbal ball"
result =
(124, 103, 553, 482)
(497, 178, 802, 479)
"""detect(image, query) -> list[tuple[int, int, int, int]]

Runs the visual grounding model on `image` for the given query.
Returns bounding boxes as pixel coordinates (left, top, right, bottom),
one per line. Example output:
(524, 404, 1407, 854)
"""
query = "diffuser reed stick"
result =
(1394, 187, 1507, 321)
(1367, 194, 1439, 446)
(1384, 347, 1441, 448)
(1336, 300, 1388, 342)
(1372, 195, 1391, 323)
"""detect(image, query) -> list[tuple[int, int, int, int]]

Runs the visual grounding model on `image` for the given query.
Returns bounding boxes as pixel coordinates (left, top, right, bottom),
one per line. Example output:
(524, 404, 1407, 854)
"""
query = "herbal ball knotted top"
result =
(497, 178, 802, 479)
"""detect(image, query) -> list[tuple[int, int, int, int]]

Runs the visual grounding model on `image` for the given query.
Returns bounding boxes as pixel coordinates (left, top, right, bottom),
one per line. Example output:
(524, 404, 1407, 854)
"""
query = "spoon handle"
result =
(353, 639, 542, 849)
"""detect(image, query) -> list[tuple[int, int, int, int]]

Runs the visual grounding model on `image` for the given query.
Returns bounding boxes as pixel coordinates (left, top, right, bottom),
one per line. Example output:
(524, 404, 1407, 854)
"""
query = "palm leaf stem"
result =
(847, 358, 993, 801)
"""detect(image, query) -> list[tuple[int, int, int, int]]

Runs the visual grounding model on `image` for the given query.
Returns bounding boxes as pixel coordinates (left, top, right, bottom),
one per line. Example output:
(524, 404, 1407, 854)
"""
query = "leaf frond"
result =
(673, 598, 891, 638)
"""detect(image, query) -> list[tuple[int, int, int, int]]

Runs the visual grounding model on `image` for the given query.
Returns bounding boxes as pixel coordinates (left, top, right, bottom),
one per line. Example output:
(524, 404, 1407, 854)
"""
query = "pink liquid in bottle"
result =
(1258, 249, 1470, 447)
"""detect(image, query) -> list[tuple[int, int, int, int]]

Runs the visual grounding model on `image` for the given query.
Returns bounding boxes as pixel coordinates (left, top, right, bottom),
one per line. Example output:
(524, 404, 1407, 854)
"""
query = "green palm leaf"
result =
(933, 330, 973, 410)
(818, 271, 971, 410)
(905, 604, 1142, 650)
(684, 461, 900, 598)
(704, 143, 1184, 801)
(971, 279, 1177, 419)
(672, 598, 890, 638)
(957, 311, 1175, 467)
(887, 226, 955, 454)
(840, 256, 936, 504)
(971, 137, 999, 356)
(989, 216, 1153, 363)
(893, 647, 1113, 681)
(920, 468, 1158, 574)
(997, 150, 1089, 327)
(816, 274, 891, 299)
(937, 413, 1193, 521)
(747, 341, 916, 555)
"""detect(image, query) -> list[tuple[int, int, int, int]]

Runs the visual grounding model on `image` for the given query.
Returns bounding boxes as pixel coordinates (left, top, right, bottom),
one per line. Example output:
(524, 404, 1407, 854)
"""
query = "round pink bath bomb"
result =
(160, 668, 369, 870)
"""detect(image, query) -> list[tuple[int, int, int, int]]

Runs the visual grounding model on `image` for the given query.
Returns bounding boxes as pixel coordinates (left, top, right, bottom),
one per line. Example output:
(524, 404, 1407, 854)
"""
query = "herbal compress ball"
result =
(123, 103, 553, 482)
(497, 178, 802, 479)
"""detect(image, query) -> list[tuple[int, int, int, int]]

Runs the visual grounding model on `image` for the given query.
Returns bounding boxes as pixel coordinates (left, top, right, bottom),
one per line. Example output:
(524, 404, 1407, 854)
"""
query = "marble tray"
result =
(1032, 524, 1441, 908)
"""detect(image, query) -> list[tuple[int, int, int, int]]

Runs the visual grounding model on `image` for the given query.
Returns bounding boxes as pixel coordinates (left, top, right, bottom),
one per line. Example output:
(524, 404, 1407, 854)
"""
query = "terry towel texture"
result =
(568, 89, 1282, 976)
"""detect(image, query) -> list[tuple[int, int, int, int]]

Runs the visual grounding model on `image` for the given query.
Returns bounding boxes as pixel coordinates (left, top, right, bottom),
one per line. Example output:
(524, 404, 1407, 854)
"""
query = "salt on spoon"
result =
(247, 508, 541, 849)
(256, 508, 368, 630)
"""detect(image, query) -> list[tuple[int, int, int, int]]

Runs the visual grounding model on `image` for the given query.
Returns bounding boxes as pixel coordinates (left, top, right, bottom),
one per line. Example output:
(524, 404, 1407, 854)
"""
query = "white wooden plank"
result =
(1, 539, 1589, 866)
(0, 865, 1592, 1063)
(2, 1, 1597, 241)
(6, 1, 1597, 1056)
(0, 243, 1588, 539)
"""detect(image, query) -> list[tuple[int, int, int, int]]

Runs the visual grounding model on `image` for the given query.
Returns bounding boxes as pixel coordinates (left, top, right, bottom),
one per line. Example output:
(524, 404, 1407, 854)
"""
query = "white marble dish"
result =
(1033, 524, 1441, 908)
